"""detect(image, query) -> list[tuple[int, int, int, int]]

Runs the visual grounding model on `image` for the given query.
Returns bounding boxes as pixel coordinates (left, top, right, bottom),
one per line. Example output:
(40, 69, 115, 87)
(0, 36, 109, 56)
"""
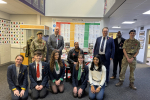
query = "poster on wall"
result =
(10, 21, 24, 44)
(138, 31, 145, 49)
(0, 19, 10, 44)
(19, 0, 45, 15)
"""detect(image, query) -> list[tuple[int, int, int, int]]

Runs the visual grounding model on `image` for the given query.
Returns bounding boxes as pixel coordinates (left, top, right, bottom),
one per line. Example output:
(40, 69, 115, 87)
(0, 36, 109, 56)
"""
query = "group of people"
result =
(7, 27, 140, 100)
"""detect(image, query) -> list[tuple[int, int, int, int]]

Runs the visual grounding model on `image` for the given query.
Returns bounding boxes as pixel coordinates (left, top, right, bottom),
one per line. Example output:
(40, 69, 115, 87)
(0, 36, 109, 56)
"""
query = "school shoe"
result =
(115, 80, 123, 87)
(110, 76, 116, 79)
(129, 82, 137, 90)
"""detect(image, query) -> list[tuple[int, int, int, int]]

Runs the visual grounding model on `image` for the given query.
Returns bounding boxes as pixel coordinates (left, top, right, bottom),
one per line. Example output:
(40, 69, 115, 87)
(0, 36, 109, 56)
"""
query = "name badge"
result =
(119, 47, 122, 49)
(131, 46, 134, 49)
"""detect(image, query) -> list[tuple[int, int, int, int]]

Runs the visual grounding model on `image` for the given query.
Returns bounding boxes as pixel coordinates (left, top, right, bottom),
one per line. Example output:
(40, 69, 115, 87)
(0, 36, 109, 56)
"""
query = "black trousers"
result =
(69, 63, 74, 81)
(112, 56, 122, 77)
(11, 86, 28, 100)
(31, 81, 48, 99)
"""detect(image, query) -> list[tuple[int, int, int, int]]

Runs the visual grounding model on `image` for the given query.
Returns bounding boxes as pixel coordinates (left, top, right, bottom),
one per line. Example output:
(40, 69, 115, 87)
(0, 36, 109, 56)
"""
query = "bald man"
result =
(48, 27, 64, 58)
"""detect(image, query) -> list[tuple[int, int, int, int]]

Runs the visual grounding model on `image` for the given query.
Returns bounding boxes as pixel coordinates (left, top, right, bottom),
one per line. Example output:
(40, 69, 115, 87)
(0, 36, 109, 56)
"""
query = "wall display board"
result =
(10, 22, 24, 44)
(53, 21, 100, 49)
(138, 31, 145, 49)
(0, 19, 10, 44)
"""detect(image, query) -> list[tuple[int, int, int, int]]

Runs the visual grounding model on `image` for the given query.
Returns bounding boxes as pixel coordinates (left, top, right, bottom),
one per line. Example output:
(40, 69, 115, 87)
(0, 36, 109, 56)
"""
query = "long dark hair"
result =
(50, 50, 63, 71)
(90, 55, 102, 71)
(75, 54, 85, 70)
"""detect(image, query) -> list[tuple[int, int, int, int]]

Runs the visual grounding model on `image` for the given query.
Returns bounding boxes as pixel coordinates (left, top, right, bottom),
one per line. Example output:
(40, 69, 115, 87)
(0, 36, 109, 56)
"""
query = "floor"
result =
(0, 61, 150, 100)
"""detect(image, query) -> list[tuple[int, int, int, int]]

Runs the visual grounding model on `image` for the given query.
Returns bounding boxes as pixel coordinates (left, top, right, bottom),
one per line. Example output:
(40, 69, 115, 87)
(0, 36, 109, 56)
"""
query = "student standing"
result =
(72, 54, 88, 98)
(89, 55, 106, 100)
(7, 55, 28, 100)
(29, 51, 49, 99)
(48, 50, 65, 93)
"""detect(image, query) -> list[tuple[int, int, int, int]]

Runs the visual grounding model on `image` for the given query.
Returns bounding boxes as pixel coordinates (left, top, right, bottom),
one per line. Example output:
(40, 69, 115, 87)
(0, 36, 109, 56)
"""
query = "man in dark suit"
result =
(7, 55, 28, 100)
(94, 27, 115, 86)
(49, 27, 64, 58)
(29, 51, 49, 99)
(110, 31, 125, 79)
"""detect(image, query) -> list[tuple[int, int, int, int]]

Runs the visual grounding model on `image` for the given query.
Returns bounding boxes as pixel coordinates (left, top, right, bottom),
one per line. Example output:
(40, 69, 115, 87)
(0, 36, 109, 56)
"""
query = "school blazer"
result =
(72, 65, 89, 90)
(7, 64, 28, 91)
(29, 61, 49, 89)
(48, 60, 65, 82)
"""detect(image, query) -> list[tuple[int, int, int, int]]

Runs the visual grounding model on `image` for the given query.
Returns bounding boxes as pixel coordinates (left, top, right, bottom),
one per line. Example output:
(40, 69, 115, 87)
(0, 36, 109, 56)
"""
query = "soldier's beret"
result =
(129, 30, 136, 34)
(37, 31, 43, 35)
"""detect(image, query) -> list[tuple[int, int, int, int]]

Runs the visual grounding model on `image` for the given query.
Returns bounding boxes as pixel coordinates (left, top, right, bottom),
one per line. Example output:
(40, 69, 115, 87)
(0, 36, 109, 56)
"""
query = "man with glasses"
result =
(94, 27, 115, 86)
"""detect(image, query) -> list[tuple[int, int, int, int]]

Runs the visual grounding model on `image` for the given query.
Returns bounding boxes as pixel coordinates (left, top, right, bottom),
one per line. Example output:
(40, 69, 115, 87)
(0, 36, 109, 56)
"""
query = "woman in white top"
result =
(48, 50, 65, 94)
(89, 55, 106, 100)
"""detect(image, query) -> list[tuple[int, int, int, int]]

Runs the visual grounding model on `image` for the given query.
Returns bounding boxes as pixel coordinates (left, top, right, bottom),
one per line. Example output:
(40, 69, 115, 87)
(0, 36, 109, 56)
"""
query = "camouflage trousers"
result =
(119, 54, 136, 82)
(28, 54, 32, 65)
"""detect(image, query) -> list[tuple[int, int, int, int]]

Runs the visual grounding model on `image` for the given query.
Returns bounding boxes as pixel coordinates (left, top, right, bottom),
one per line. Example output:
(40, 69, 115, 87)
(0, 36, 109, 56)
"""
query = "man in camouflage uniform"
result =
(25, 36, 35, 64)
(115, 30, 140, 90)
(30, 31, 47, 61)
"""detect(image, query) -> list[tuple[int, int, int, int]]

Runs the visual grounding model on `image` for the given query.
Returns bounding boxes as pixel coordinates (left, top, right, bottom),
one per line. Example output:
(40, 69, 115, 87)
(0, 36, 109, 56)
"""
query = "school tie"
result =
(36, 63, 40, 78)
(101, 37, 105, 52)
(78, 66, 81, 81)
(55, 62, 59, 71)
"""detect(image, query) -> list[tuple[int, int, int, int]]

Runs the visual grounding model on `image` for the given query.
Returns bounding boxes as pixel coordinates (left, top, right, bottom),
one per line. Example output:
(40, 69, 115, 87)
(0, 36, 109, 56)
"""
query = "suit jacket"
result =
(29, 61, 49, 89)
(7, 64, 28, 91)
(94, 36, 115, 60)
(48, 60, 65, 82)
(67, 48, 84, 64)
(72, 65, 89, 90)
(49, 34, 64, 56)
(114, 37, 125, 59)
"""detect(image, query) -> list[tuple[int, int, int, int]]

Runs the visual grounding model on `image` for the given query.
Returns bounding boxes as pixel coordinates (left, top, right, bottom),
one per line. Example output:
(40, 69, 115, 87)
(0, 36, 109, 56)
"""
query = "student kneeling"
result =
(72, 54, 89, 98)
(48, 50, 65, 94)
(89, 55, 106, 100)
(7, 55, 28, 100)
(29, 51, 49, 99)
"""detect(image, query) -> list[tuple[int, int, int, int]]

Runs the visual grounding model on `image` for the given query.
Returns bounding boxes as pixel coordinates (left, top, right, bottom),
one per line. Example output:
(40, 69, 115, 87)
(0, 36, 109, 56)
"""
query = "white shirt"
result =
(55, 34, 58, 46)
(118, 38, 121, 44)
(89, 64, 106, 87)
(99, 36, 107, 54)
(36, 61, 42, 81)
(55, 60, 60, 74)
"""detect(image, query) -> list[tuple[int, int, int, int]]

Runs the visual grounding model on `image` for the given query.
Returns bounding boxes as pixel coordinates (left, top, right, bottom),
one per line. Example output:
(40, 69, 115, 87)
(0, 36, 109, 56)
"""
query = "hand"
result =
(55, 80, 61, 86)
(32, 58, 35, 62)
(110, 58, 113, 60)
(78, 88, 83, 96)
(14, 90, 20, 97)
(74, 62, 77, 65)
(39, 85, 43, 90)
(35, 85, 40, 90)
(73, 87, 77, 94)
(44, 58, 46, 61)
(91, 85, 95, 93)
(20, 90, 25, 97)
(127, 58, 134, 63)
(95, 87, 101, 93)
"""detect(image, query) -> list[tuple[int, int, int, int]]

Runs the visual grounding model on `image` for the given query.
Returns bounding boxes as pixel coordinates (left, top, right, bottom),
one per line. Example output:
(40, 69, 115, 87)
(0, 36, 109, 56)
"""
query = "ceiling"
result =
(0, 0, 42, 15)
(109, 0, 150, 30)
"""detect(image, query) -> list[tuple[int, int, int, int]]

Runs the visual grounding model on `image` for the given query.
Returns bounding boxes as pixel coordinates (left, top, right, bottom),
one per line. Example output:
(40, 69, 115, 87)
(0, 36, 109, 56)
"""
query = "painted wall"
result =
(0, 10, 10, 20)
(109, 29, 130, 39)
(45, 0, 104, 17)
(136, 25, 150, 63)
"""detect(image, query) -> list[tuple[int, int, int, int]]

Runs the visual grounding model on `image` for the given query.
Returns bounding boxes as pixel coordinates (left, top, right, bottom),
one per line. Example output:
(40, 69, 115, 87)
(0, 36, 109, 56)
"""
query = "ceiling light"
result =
(112, 26, 121, 28)
(143, 10, 150, 14)
(122, 21, 135, 24)
(0, 0, 7, 4)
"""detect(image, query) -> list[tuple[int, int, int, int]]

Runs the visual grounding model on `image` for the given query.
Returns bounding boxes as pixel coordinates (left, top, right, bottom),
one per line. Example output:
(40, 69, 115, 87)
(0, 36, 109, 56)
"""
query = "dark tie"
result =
(101, 37, 105, 52)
